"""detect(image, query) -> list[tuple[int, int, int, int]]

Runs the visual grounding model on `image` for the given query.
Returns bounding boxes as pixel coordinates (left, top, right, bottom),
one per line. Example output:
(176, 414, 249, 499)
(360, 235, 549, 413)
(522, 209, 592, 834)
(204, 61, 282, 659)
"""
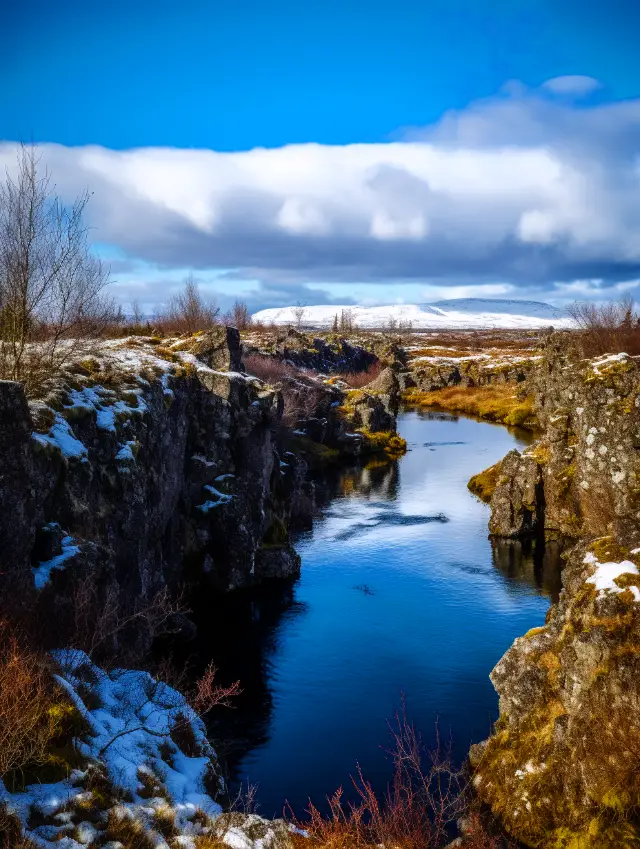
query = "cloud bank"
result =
(2, 77, 640, 309)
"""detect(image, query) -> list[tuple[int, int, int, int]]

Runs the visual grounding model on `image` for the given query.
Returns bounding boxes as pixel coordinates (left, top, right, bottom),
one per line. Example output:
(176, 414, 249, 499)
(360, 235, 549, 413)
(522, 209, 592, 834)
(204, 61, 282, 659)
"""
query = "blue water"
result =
(202, 410, 559, 818)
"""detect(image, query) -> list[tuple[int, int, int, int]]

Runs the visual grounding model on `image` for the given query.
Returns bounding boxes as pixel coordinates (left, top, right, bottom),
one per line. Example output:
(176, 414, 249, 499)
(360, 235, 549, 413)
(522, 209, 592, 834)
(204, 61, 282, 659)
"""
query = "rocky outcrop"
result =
(244, 327, 378, 373)
(472, 539, 640, 848)
(0, 332, 307, 625)
(487, 337, 640, 542)
(487, 450, 544, 537)
(403, 352, 539, 393)
(472, 335, 640, 847)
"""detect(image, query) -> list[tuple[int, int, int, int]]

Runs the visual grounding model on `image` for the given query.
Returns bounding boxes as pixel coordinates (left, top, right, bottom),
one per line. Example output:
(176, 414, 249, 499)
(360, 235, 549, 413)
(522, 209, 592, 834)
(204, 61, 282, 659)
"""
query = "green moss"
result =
(262, 518, 289, 546)
(468, 462, 500, 503)
(358, 429, 407, 457)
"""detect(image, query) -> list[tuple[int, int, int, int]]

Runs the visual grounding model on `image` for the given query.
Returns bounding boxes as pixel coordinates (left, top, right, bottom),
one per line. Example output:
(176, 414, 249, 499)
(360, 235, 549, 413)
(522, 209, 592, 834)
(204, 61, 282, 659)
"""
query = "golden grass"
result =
(402, 385, 537, 429)
(360, 430, 407, 457)
(467, 462, 500, 503)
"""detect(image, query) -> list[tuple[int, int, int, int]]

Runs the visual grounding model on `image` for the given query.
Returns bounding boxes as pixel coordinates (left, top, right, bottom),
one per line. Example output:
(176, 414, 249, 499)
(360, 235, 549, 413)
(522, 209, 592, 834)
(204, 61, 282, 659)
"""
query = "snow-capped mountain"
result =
(252, 299, 572, 330)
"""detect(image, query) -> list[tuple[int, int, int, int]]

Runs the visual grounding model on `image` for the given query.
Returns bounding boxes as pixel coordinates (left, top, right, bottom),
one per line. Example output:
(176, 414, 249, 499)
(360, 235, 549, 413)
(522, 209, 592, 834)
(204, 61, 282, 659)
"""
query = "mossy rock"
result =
(468, 462, 500, 503)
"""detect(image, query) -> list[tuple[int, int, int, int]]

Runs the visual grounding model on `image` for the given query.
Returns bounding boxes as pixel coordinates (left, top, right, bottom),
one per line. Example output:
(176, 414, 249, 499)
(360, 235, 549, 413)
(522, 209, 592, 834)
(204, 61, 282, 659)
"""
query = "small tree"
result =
(332, 313, 339, 333)
(231, 299, 251, 331)
(292, 302, 306, 328)
(0, 144, 115, 391)
(340, 308, 355, 332)
(165, 274, 219, 334)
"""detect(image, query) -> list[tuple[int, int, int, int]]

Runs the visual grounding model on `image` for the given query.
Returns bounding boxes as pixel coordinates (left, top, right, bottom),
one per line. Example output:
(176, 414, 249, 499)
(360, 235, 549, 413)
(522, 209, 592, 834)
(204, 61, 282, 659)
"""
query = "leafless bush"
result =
(0, 144, 116, 392)
(155, 274, 219, 335)
(567, 295, 640, 357)
(293, 303, 307, 328)
(243, 353, 324, 425)
(290, 703, 507, 849)
(339, 308, 355, 332)
(228, 299, 252, 331)
(189, 661, 241, 715)
(339, 361, 383, 388)
(62, 578, 188, 668)
(0, 621, 61, 783)
(243, 353, 302, 382)
(280, 378, 325, 427)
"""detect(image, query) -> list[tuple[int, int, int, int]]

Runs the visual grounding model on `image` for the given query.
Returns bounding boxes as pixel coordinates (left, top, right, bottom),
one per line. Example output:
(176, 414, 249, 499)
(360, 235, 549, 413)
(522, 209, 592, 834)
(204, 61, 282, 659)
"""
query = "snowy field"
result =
(252, 298, 574, 330)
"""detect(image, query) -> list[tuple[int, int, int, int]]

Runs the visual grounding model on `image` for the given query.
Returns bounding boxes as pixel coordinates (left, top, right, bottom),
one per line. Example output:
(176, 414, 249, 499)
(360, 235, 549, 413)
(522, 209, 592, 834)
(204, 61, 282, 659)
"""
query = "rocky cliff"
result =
(471, 335, 640, 848)
(0, 330, 305, 641)
(488, 336, 640, 541)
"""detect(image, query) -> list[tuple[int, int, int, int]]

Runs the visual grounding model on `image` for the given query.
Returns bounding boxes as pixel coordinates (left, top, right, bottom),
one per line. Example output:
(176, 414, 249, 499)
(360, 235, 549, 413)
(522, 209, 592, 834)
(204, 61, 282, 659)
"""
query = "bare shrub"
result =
(156, 274, 219, 335)
(60, 578, 188, 668)
(292, 303, 306, 328)
(0, 143, 116, 392)
(339, 361, 383, 389)
(229, 299, 252, 331)
(243, 354, 324, 425)
(291, 703, 507, 849)
(567, 295, 640, 357)
(339, 308, 355, 332)
(190, 662, 241, 715)
(280, 378, 325, 427)
(0, 621, 62, 783)
(243, 353, 301, 383)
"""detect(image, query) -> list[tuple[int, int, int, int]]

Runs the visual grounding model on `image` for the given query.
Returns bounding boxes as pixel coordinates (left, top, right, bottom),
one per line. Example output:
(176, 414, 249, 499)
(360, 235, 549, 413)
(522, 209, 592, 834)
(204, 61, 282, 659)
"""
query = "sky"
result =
(2, 0, 640, 313)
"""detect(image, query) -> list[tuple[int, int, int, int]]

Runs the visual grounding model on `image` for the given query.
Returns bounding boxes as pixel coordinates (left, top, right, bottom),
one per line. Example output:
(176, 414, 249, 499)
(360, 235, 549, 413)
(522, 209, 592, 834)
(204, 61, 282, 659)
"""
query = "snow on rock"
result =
(253, 298, 573, 330)
(0, 650, 297, 849)
(33, 535, 80, 590)
(33, 413, 89, 461)
(0, 649, 222, 847)
(584, 552, 640, 602)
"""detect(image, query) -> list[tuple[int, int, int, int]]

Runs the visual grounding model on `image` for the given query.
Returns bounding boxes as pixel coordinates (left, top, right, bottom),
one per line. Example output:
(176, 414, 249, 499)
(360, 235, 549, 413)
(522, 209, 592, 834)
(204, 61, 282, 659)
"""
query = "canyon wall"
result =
(473, 335, 640, 848)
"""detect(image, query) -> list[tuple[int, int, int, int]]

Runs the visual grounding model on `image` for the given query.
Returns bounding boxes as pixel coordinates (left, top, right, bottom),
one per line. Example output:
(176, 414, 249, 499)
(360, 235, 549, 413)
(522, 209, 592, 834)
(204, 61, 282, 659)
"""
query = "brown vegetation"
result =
(154, 274, 220, 335)
(291, 705, 512, 849)
(402, 385, 537, 429)
(337, 361, 383, 388)
(568, 295, 640, 358)
(243, 353, 324, 426)
(0, 621, 69, 789)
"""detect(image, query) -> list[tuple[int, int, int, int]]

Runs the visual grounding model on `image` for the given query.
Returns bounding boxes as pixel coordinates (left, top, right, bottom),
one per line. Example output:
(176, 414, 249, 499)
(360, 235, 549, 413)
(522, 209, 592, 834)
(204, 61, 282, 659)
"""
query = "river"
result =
(193, 409, 561, 819)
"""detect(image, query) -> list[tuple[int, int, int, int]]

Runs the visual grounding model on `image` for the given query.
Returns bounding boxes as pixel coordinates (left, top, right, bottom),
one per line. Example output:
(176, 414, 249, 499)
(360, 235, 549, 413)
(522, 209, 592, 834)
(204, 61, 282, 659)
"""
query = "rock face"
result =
(473, 335, 640, 847)
(0, 381, 36, 576)
(0, 332, 307, 631)
(487, 450, 544, 537)
(403, 353, 538, 393)
(244, 327, 378, 373)
(472, 540, 640, 848)
(488, 336, 640, 543)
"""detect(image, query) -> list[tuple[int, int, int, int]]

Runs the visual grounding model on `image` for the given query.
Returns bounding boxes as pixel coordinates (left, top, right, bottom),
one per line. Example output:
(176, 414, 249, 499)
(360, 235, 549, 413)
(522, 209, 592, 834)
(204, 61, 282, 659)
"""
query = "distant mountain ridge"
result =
(252, 298, 572, 330)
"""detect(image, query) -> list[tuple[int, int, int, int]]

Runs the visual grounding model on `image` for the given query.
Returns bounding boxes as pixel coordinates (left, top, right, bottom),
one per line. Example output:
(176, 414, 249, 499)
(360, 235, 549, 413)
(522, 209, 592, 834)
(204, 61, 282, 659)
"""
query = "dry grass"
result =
(361, 430, 408, 457)
(336, 361, 383, 388)
(402, 385, 537, 429)
(243, 353, 306, 383)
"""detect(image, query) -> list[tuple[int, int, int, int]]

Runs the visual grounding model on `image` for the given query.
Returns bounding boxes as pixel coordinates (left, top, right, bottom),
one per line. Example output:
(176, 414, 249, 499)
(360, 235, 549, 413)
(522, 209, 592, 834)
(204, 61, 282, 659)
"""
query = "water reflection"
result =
(189, 410, 562, 818)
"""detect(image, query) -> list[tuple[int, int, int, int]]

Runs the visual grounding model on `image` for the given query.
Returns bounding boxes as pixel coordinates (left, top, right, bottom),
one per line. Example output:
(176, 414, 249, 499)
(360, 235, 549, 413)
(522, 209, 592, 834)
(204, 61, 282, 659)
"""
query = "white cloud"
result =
(541, 75, 602, 97)
(2, 80, 640, 310)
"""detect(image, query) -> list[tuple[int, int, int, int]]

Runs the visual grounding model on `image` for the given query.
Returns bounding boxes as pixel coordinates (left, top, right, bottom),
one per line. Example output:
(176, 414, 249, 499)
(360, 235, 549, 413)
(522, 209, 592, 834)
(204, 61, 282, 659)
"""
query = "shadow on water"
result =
(184, 410, 564, 818)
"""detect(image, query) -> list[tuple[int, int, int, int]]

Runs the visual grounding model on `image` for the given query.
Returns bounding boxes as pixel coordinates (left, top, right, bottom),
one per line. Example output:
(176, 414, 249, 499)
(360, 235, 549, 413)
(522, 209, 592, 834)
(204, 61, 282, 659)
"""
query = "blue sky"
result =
(2, 0, 640, 312)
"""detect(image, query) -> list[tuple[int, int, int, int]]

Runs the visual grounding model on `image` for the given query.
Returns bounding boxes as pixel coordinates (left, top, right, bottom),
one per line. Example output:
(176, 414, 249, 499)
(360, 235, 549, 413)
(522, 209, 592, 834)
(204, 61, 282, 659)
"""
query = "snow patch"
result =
(585, 553, 640, 602)
(253, 298, 573, 330)
(33, 414, 88, 461)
